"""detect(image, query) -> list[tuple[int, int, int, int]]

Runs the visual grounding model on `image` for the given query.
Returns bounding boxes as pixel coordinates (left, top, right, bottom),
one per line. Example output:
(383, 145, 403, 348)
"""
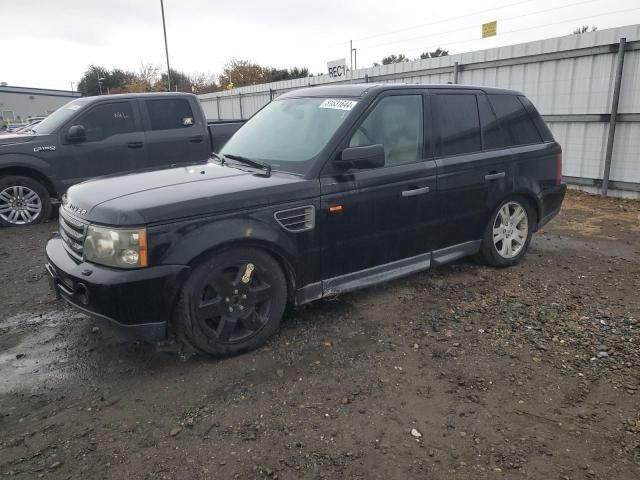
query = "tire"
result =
(478, 197, 535, 267)
(0, 176, 51, 227)
(176, 248, 288, 356)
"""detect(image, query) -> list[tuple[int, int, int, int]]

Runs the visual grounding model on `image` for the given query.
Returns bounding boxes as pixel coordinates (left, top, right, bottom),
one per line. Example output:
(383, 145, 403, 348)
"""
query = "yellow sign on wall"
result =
(482, 20, 497, 38)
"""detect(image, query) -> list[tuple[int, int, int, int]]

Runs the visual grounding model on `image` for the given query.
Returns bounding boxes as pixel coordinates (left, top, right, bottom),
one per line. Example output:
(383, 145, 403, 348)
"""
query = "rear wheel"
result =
(479, 198, 534, 267)
(177, 248, 288, 356)
(0, 176, 51, 227)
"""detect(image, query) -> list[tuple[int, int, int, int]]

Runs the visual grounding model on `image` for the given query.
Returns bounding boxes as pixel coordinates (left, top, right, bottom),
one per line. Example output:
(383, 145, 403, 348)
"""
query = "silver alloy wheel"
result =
(0, 185, 43, 225)
(492, 201, 528, 259)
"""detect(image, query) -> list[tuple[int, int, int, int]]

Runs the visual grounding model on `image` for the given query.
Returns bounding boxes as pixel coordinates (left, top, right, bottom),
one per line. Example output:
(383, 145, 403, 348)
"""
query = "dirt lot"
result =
(1, 191, 639, 480)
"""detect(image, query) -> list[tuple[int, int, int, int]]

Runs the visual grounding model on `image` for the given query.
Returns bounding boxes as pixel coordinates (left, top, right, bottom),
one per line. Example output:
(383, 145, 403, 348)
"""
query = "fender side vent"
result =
(274, 206, 315, 232)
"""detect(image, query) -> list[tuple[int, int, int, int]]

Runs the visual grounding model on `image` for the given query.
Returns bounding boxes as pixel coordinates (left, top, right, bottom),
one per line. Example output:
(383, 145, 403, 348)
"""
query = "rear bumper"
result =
(45, 236, 190, 341)
(537, 183, 567, 230)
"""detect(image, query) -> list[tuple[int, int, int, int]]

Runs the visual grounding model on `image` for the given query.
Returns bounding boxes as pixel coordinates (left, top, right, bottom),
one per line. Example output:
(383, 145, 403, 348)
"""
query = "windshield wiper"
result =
(222, 154, 272, 177)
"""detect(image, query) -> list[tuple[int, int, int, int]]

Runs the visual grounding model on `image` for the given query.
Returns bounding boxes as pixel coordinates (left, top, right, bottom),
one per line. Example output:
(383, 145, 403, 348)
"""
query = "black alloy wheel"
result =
(177, 248, 288, 356)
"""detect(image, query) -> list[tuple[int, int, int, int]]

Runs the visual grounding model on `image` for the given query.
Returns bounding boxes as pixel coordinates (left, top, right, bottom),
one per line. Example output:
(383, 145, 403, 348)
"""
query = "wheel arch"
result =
(0, 165, 58, 198)
(490, 191, 540, 229)
(185, 238, 299, 304)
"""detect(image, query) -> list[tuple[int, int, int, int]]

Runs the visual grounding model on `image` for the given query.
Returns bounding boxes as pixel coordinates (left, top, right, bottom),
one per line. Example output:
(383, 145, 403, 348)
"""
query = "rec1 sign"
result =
(327, 58, 347, 79)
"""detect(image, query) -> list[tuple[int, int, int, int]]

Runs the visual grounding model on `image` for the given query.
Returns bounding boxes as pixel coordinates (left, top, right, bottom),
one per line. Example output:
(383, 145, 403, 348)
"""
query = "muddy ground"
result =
(1, 191, 639, 480)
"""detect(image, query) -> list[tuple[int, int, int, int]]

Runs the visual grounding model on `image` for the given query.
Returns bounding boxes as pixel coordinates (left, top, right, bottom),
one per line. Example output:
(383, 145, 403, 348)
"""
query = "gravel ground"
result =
(0, 191, 639, 480)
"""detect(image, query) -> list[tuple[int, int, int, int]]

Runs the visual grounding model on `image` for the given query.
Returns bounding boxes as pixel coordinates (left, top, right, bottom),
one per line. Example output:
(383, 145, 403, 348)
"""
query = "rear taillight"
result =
(555, 151, 563, 185)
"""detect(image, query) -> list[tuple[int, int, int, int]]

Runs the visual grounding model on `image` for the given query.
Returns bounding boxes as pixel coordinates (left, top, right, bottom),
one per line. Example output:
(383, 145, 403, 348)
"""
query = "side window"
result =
(432, 94, 481, 156)
(146, 99, 195, 131)
(77, 102, 135, 142)
(349, 95, 423, 166)
(477, 94, 507, 150)
(489, 94, 542, 146)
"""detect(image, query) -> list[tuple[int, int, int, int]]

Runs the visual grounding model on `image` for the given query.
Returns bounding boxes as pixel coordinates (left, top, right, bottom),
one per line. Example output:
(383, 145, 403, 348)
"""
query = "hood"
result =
(64, 162, 319, 225)
(0, 133, 41, 146)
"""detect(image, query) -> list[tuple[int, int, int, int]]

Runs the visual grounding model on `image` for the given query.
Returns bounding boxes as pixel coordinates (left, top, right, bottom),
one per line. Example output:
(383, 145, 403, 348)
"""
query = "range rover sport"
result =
(46, 84, 566, 356)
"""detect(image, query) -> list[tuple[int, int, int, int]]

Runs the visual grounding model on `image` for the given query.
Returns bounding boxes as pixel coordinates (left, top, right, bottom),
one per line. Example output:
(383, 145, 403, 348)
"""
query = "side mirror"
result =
(67, 125, 86, 143)
(337, 144, 385, 170)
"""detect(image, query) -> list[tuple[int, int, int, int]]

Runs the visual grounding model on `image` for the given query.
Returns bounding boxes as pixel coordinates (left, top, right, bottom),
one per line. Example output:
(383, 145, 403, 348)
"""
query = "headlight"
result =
(84, 225, 148, 268)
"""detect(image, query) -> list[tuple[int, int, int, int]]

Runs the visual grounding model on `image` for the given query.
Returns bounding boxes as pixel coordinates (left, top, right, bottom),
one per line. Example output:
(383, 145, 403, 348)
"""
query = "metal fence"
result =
(199, 25, 640, 196)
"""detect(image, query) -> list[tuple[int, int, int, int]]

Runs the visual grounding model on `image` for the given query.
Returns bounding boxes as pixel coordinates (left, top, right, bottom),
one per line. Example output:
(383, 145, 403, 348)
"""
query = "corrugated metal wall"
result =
(199, 25, 640, 191)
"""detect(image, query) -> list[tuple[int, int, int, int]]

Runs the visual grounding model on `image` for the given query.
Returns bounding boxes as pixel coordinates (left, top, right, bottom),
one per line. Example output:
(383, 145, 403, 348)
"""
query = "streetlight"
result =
(98, 77, 105, 95)
(160, 0, 172, 92)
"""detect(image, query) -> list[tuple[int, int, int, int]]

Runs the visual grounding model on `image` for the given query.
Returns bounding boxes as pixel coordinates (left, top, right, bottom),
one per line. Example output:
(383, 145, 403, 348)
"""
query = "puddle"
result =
(0, 310, 86, 394)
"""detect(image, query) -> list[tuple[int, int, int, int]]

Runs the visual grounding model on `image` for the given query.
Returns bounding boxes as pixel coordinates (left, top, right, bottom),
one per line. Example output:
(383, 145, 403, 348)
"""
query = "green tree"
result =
(218, 59, 270, 89)
(267, 66, 310, 82)
(572, 25, 597, 34)
(381, 54, 409, 65)
(78, 65, 135, 96)
(419, 48, 449, 59)
(157, 68, 193, 92)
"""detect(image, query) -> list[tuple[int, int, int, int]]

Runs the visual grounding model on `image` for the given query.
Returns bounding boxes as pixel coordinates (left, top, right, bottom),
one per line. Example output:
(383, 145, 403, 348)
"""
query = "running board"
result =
(294, 240, 482, 304)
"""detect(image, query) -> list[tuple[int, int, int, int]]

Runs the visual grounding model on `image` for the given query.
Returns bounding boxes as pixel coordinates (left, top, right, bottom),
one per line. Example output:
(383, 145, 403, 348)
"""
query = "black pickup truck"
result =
(0, 92, 243, 226)
(46, 83, 566, 356)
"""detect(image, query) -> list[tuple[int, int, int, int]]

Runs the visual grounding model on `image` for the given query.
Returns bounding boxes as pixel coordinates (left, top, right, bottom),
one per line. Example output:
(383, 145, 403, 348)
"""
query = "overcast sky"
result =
(2, 0, 640, 91)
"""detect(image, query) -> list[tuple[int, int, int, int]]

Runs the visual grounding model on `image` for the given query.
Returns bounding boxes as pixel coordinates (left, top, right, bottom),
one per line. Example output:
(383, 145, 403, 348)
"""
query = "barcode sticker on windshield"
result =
(319, 99, 357, 111)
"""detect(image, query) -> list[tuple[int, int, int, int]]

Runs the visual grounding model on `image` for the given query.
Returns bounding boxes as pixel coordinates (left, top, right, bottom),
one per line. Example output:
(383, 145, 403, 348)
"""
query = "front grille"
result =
(59, 208, 87, 261)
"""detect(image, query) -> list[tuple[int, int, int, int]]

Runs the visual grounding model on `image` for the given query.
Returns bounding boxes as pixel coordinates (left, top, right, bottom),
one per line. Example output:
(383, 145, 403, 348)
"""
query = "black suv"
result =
(46, 84, 566, 356)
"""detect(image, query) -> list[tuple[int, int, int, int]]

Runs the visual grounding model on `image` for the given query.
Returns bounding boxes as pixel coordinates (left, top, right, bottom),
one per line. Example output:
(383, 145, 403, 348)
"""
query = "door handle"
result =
(484, 171, 506, 181)
(401, 186, 430, 197)
(127, 141, 143, 149)
(188, 135, 204, 143)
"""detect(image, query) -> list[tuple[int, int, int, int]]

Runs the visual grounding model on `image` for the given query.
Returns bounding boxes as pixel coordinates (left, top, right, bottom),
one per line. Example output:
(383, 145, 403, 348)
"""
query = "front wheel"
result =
(176, 248, 288, 356)
(478, 198, 534, 267)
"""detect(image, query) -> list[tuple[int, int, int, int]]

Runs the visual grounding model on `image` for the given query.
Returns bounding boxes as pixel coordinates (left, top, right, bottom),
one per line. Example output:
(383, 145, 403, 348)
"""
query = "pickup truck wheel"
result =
(0, 176, 51, 227)
(178, 248, 288, 356)
(479, 197, 534, 267)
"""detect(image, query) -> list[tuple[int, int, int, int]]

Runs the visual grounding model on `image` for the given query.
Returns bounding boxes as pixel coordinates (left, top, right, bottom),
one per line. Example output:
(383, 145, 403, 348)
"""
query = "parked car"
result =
(45, 84, 566, 356)
(0, 92, 243, 226)
(13, 119, 43, 134)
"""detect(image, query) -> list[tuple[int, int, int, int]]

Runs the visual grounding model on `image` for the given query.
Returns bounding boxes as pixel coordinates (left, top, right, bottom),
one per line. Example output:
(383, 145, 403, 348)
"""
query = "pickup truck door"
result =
(319, 91, 437, 288)
(140, 97, 211, 169)
(55, 100, 146, 191)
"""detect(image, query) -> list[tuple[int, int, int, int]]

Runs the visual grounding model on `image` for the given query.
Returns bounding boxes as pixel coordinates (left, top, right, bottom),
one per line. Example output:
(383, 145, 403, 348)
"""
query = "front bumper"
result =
(45, 236, 190, 341)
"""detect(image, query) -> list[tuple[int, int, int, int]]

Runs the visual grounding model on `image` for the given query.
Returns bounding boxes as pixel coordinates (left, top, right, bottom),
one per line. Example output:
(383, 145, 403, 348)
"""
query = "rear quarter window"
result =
(145, 99, 195, 131)
(488, 94, 542, 146)
(518, 96, 554, 142)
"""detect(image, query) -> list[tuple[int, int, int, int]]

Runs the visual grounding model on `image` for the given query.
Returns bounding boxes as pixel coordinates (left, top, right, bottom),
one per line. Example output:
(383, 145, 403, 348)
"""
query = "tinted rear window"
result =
(477, 94, 506, 149)
(489, 95, 542, 146)
(146, 99, 195, 131)
(433, 94, 481, 156)
(518, 95, 553, 142)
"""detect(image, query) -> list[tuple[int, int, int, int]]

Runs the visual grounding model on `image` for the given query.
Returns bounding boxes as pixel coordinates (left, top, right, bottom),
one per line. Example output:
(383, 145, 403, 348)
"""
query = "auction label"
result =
(319, 99, 358, 111)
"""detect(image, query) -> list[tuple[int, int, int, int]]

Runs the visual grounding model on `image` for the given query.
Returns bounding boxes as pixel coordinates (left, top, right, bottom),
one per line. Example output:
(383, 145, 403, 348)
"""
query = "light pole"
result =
(98, 77, 105, 95)
(160, 0, 172, 92)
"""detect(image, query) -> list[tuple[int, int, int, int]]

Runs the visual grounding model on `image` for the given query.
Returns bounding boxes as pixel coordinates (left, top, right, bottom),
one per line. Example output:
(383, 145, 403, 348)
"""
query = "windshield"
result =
(220, 97, 357, 174)
(32, 98, 88, 134)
